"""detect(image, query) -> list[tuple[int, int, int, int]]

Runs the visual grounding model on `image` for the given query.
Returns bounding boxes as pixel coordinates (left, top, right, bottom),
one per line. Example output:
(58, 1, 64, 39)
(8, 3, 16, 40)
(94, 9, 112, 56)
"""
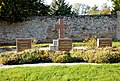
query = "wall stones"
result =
(117, 11, 120, 40)
(0, 14, 119, 44)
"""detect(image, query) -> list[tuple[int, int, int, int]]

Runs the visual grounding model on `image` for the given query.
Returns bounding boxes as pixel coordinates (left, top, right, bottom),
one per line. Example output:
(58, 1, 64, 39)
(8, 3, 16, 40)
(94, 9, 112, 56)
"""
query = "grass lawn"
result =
(73, 41, 120, 47)
(112, 41, 120, 46)
(0, 41, 120, 48)
(0, 64, 120, 81)
(34, 43, 50, 47)
(73, 42, 86, 46)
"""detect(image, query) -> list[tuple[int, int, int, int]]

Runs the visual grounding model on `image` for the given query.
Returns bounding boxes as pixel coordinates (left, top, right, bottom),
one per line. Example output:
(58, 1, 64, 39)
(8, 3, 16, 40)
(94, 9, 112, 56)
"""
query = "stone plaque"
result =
(16, 38, 32, 52)
(58, 38, 72, 51)
(97, 38, 112, 47)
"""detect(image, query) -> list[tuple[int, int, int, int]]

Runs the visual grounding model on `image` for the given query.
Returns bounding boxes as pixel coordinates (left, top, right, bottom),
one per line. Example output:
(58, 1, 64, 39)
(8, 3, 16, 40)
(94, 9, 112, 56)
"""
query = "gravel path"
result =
(0, 63, 101, 69)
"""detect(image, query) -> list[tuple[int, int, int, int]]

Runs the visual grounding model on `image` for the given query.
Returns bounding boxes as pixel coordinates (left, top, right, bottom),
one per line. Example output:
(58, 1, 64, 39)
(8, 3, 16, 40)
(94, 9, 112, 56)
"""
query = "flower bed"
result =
(0, 47, 120, 65)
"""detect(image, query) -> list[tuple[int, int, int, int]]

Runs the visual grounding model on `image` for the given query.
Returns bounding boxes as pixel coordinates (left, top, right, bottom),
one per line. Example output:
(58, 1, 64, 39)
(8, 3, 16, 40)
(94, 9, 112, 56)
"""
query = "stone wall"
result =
(0, 14, 119, 44)
(117, 11, 120, 40)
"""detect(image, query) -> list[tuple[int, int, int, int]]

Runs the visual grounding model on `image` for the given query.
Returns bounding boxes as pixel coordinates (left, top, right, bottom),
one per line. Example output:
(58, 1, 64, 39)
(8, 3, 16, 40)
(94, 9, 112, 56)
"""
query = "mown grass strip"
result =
(0, 64, 120, 81)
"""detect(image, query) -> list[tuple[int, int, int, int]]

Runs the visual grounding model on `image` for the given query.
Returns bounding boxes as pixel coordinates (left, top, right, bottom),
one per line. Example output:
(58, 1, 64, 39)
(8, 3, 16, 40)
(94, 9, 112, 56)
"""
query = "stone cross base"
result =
(49, 44, 58, 51)
(49, 39, 58, 51)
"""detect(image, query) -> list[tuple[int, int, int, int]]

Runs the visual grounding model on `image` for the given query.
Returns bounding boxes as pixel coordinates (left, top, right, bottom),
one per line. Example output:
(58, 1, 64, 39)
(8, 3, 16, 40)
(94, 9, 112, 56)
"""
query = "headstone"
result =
(97, 38, 112, 47)
(55, 19, 68, 38)
(16, 38, 32, 52)
(58, 38, 72, 51)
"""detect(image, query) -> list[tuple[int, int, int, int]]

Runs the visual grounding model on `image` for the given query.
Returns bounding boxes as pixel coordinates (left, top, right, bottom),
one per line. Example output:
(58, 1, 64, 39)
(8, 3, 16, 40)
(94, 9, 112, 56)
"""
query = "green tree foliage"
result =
(111, 0, 120, 14)
(0, 0, 49, 22)
(88, 3, 111, 15)
(80, 4, 90, 15)
(0, 0, 1, 6)
(88, 5, 99, 15)
(49, 0, 72, 16)
(72, 3, 81, 16)
(100, 3, 111, 14)
(72, 3, 90, 15)
(0, 1, 3, 17)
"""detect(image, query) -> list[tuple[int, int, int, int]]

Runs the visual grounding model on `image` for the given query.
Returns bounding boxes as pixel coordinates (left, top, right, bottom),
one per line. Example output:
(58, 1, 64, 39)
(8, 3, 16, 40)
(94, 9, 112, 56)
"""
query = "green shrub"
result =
(0, 52, 20, 65)
(70, 50, 85, 62)
(18, 49, 51, 64)
(0, 48, 120, 65)
(78, 48, 120, 63)
(53, 54, 74, 63)
(108, 51, 120, 63)
(0, 49, 51, 65)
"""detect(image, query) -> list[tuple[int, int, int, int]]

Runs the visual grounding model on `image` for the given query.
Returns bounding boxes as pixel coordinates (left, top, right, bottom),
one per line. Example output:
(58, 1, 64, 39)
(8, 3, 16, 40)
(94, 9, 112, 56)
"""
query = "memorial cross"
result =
(55, 19, 68, 38)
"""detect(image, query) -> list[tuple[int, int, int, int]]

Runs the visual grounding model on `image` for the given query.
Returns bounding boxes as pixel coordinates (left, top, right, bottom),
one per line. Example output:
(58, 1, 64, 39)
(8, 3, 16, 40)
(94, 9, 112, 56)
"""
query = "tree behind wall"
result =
(100, 3, 111, 14)
(80, 4, 90, 15)
(0, 0, 49, 22)
(111, 0, 120, 14)
(88, 5, 99, 15)
(49, 0, 72, 16)
(72, 3, 81, 16)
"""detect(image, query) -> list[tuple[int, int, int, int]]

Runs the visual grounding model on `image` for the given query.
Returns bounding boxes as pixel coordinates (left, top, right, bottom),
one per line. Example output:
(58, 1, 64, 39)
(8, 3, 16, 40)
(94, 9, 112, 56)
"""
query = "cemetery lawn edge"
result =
(0, 63, 120, 81)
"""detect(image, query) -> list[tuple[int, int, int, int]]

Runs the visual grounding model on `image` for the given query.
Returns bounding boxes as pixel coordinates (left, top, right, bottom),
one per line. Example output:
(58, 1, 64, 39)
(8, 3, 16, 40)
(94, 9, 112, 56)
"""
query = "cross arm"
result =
(55, 24, 60, 29)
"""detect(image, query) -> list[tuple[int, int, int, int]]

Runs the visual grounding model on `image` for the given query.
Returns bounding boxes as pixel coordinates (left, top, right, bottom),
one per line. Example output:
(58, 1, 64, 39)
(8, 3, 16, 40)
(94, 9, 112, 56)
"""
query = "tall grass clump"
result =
(85, 35, 97, 49)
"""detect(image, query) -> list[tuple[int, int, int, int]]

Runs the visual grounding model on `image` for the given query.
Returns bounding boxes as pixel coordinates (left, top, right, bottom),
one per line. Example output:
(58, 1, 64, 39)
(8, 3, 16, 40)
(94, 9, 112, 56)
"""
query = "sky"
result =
(44, 0, 112, 7)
